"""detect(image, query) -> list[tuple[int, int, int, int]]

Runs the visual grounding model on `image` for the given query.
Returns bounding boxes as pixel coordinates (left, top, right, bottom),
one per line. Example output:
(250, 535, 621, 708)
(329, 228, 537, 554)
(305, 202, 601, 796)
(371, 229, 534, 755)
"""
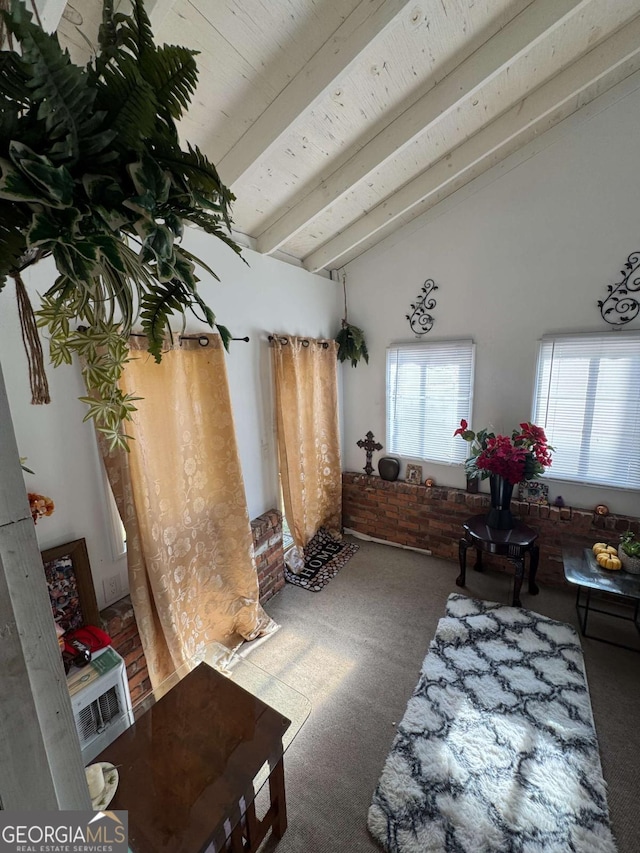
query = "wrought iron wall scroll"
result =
(407, 278, 438, 335)
(598, 251, 640, 327)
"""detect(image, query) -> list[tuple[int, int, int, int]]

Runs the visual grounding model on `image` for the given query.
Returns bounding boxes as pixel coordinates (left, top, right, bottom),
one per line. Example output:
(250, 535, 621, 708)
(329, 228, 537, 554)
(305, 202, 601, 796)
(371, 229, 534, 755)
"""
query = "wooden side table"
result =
(457, 514, 540, 607)
(97, 662, 291, 853)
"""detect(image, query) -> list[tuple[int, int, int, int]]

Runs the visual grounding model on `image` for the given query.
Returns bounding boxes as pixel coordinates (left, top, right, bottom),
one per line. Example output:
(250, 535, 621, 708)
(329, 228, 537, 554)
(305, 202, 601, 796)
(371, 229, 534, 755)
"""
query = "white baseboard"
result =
(344, 528, 432, 556)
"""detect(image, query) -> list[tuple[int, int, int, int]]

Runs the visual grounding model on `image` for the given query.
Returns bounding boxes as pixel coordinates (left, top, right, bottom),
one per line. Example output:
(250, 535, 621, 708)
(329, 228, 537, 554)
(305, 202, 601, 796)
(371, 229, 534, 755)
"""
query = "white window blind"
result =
(532, 332, 640, 489)
(386, 340, 475, 464)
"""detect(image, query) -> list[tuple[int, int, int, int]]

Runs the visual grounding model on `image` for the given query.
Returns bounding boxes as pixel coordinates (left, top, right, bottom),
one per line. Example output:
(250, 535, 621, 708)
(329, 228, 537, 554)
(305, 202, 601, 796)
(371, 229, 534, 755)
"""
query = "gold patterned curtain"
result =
(271, 335, 341, 566)
(98, 335, 275, 688)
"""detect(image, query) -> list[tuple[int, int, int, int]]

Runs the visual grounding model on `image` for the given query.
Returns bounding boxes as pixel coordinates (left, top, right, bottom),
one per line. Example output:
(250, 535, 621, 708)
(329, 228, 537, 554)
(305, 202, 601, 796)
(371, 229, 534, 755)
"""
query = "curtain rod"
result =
(180, 334, 250, 344)
(77, 328, 250, 344)
(268, 335, 329, 349)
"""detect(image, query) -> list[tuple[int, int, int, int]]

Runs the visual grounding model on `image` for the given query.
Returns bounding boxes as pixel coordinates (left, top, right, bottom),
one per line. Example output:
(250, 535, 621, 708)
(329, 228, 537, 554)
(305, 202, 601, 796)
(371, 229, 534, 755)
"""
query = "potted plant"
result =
(335, 273, 368, 367)
(454, 420, 553, 529)
(454, 420, 553, 484)
(619, 531, 640, 574)
(0, 0, 242, 449)
(336, 320, 369, 367)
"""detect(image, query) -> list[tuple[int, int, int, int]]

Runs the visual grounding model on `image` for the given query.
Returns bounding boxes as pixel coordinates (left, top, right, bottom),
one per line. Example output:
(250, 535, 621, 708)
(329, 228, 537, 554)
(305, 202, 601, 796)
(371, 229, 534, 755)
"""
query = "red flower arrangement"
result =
(454, 420, 553, 485)
(28, 492, 55, 524)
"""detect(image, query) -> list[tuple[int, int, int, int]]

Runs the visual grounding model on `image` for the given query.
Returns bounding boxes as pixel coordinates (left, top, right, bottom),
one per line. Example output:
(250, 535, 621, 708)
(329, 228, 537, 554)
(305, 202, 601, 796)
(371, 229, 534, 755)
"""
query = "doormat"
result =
(368, 594, 616, 853)
(284, 528, 359, 592)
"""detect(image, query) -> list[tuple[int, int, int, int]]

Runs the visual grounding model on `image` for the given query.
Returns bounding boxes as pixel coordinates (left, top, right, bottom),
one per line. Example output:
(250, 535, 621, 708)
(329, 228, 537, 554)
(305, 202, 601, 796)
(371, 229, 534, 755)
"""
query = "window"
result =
(532, 332, 640, 489)
(102, 466, 127, 560)
(386, 340, 475, 464)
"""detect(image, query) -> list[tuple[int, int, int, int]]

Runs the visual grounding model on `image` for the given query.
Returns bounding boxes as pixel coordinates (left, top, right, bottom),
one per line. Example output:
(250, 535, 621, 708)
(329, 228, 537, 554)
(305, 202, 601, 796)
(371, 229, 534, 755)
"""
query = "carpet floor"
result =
(247, 537, 640, 853)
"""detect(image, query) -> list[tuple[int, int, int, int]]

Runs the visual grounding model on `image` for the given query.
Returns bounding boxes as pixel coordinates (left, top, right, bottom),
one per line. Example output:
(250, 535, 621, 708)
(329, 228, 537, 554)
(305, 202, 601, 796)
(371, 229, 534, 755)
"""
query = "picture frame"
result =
(41, 538, 100, 632)
(518, 480, 549, 505)
(405, 463, 423, 485)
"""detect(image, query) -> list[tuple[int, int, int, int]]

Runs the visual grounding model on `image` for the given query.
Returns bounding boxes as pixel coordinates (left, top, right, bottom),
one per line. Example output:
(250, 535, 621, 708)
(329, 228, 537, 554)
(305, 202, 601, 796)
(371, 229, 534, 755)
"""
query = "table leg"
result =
(577, 586, 591, 635)
(229, 822, 245, 853)
(229, 800, 249, 853)
(244, 800, 260, 850)
(456, 539, 469, 588)
(512, 559, 524, 608)
(474, 548, 485, 573)
(269, 755, 288, 840)
(528, 545, 540, 595)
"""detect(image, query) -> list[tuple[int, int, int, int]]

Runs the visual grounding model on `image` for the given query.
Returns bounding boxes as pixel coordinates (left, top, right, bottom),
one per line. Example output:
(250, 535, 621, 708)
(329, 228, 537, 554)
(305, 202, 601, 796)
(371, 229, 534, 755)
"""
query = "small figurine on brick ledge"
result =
(554, 495, 565, 508)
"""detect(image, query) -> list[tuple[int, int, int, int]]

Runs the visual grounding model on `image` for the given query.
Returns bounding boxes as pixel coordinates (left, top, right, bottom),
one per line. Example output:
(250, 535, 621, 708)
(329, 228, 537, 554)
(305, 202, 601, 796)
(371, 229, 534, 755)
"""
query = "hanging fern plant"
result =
(336, 320, 369, 367)
(335, 273, 368, 367)
(0, 0, 243, 448)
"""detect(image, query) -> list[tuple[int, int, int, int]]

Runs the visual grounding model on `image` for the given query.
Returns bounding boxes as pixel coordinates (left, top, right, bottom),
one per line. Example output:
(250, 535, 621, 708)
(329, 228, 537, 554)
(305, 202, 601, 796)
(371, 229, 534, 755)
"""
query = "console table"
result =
(457, 514, 540, 607)
(96, 646, 310, 853)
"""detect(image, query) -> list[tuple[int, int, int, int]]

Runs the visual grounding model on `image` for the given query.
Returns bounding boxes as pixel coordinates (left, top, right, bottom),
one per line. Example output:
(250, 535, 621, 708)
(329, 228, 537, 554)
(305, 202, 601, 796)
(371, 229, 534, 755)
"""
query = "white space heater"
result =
(67, 646, 133, 764)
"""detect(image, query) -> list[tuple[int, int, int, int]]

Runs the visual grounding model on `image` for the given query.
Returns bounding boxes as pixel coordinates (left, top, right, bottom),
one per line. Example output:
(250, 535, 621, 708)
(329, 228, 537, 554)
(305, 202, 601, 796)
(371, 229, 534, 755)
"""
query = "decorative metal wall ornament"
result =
(598, 251, 640, 327)
(407, 278, 438, 335)
(357, 431, 383, 475)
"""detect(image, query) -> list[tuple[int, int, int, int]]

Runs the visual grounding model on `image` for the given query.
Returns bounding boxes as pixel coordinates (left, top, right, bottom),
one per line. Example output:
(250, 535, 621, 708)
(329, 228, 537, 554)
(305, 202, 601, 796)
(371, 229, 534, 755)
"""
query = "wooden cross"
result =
(357, 430, 382, 475)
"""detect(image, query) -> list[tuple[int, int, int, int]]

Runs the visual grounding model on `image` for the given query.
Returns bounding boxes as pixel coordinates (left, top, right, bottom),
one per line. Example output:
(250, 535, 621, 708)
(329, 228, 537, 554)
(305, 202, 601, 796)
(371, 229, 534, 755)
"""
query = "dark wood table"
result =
(457, 514, 540, 607)
(97, 662, 291, 853)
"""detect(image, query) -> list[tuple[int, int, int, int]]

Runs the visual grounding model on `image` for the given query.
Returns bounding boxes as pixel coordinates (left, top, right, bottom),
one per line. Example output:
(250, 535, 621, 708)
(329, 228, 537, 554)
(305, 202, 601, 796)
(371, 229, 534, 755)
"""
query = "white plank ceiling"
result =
(58, 0, 640, 272)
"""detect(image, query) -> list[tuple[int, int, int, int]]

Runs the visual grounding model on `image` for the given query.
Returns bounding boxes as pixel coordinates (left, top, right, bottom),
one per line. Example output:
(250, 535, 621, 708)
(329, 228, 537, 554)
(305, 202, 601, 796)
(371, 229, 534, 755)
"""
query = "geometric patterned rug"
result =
(284, 528, 359, 592)
(368, 594, 617, 853)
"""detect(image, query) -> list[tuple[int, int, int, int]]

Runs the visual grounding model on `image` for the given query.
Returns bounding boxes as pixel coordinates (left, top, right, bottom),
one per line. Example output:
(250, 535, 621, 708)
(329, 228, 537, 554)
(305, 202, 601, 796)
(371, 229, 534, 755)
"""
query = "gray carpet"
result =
(247, 537, 640, 853)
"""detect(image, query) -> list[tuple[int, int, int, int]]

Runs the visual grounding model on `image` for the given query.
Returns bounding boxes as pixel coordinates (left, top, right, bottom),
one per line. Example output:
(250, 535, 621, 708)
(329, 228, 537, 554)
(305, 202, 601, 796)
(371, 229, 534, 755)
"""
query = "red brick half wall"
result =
(342, 472, 639, 586)
(251, 508, 285, 604)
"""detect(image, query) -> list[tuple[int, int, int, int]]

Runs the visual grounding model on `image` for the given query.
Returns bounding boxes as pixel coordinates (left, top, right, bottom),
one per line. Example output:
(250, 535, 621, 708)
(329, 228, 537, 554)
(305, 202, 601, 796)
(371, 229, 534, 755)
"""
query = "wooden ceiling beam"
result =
(256, 0, 594, 256)
(302, 17, 640, 272)
(35, 0, 67, 31)
(147, 0, 175, 29)
(216, 0, 410, 187)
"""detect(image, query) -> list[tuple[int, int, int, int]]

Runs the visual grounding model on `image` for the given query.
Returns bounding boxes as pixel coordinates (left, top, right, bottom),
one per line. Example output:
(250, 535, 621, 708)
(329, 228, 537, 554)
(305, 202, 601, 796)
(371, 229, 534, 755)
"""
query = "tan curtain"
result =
(98, 335, 275, 688)
(271, 335, 341, 565)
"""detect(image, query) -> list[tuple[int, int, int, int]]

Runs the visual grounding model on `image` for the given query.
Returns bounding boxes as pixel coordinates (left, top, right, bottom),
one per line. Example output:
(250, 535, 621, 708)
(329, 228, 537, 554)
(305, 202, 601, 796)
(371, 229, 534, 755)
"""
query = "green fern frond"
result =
(140, 278, 187, 362)
(96, 0, 117, 69)
(4, 0, 103, 164)
(116, 0, 154, 61)
(140, 45, 198, 122)
(0, 202, 29, 277)
(0, 52, 29, 106)
(95, 56, 157, 150)
(156, 143, 228, 198)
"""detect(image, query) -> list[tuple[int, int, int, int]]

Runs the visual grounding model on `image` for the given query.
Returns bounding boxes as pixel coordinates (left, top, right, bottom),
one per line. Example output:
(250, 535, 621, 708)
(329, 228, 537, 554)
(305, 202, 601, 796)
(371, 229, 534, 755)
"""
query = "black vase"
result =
(487, 474, 515, 529)
(378, 457, 400, 482)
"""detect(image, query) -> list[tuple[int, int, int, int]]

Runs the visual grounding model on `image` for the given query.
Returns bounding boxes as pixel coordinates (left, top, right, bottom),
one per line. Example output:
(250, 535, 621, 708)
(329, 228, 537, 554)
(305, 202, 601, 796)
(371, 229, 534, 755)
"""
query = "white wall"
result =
(342, 73, 640, 518)
(0, 238, 341, 608)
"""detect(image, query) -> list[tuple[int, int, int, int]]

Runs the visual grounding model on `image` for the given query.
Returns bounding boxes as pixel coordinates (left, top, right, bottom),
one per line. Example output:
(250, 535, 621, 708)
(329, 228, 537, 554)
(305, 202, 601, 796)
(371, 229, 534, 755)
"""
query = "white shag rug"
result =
(368, 594, 616, 853)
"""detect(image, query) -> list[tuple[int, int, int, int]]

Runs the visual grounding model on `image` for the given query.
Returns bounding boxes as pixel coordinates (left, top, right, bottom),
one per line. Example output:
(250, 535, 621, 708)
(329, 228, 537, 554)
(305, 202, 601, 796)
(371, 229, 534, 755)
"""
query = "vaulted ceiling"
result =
(58, 0, 640, 273)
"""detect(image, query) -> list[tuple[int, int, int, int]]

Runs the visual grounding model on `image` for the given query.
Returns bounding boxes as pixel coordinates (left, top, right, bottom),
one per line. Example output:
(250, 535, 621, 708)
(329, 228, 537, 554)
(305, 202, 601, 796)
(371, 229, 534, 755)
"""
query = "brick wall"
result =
(99, 508, 285, 703)
(342, 472, 639, 586)
(100, 596, 152, 705)
(251, 508, 285, 604)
